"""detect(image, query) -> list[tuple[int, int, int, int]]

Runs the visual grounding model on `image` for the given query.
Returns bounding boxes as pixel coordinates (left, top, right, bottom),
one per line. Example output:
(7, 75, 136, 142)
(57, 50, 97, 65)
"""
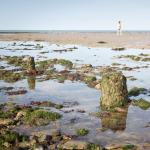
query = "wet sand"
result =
(0, 31, 150, 49)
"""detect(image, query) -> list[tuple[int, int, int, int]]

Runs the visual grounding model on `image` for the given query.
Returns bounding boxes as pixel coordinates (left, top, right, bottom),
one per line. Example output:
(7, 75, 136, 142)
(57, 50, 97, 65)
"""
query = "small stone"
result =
(105, 144, 121, 149)
(3, 142, 11, 148)
(63, 135, 72, 140)
(48, 144, 57, 150)
(52, 136, 62, 143)
(35, 145, 44, 150)
(0, 119, 12, 125)
(15, 111, 26, 120)
(60, 140, 88, 149)
(95, 83, 101, 90)
(51, 129, 61, 137)
(30, 139, 37, 146)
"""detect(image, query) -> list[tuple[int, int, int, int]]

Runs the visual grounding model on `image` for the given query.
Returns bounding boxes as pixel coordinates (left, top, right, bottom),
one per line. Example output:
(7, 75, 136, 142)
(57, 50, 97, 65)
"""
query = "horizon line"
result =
(0, 29, 150, 33)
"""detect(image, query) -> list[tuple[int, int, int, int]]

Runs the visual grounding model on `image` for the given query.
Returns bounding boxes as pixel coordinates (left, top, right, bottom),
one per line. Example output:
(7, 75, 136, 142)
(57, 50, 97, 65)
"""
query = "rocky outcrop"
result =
(100, 71, 128, 110)
(27, 57, 36, 74)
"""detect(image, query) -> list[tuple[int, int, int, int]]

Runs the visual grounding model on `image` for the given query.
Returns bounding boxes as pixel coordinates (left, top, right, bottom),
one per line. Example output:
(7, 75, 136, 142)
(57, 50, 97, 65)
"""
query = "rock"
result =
(35, 145, 44, 150)
(97, 41, 107, 44)
(95, 83, 101, 90)
(31, 131, 52, 143)
(52, 136, 62, 143)
(0, 119, 12, 125)
(100, 71, 128, 110)
(132, 99, 150, 110)
(60, 140, 88, 149)
(50, 129, 61, 137)
(77, 109, 86, 113)
(105, 144, 121, 149)
(29, 139, 37, 146)
(18, 141, 31, 149)
(112, 47, 125, 51)
(15, 111, 26, 120)
(62, 135, 72, 140)
(6, 90, 27, 95)
(27, 56, 36, 74)
(3, 142, 11, 148)
(82, 64, 93, 68)
(48, 144, 57, 149)
(143, 143, 150, 150)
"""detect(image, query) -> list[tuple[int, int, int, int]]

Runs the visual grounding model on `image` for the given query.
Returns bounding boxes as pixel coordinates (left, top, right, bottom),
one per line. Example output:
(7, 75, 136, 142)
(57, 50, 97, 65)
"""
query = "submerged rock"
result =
(100, 71, 128, 110)
(6, 89, 27, 95)
(112, 47, 126, 51)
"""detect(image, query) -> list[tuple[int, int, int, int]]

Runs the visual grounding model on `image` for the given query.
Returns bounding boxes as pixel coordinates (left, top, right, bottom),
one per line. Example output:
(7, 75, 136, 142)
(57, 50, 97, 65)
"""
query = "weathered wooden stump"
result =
(27, 57, 36, 75)
(100, 71, 128, 110)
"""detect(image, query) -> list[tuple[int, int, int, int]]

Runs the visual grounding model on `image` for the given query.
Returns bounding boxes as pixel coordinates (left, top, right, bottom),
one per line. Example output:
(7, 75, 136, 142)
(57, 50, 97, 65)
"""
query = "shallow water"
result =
(0, 41, 150, 146)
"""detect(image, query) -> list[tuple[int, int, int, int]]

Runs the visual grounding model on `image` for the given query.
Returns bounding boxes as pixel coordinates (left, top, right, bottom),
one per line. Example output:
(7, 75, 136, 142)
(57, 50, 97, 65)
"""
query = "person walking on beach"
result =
(117, 21, 122, 36)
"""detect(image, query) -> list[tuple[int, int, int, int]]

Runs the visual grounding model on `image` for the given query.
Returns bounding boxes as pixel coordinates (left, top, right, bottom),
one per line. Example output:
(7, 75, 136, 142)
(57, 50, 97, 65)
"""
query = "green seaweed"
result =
(0, 70, 24, 83)
(57, 59, 73, 69)
(0, 129, 28, 149)
(87, 143, 99, 150)
(84, 76, 96, 83)
(132, 99, 150, 110)
(76, 128, 89, 136)
(123, 144, 137, 150)
(128, 87, 147, 97)
(23, 109, 61, 126)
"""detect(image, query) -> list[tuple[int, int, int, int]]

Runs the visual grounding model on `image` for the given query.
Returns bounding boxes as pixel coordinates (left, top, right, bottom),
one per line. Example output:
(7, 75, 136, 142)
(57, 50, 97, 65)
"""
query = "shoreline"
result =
(0, 32, 150, 49)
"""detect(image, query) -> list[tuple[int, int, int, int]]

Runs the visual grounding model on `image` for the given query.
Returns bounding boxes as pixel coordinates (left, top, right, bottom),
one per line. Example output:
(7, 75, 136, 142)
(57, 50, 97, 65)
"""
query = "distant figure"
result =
(117, 21, 122, 36)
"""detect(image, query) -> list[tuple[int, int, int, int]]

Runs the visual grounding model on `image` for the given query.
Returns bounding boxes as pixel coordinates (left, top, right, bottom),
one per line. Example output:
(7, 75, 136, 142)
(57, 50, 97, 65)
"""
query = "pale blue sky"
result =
(0, 0, 150, 30)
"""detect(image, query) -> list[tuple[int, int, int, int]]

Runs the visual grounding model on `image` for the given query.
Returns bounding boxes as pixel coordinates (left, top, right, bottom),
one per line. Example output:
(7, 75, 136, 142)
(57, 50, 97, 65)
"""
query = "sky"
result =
(0, 0, 150, 30)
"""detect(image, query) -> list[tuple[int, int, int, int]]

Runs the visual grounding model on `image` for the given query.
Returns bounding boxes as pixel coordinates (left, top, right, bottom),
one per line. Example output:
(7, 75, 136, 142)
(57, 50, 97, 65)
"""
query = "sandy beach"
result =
(0, 32, 150, 49)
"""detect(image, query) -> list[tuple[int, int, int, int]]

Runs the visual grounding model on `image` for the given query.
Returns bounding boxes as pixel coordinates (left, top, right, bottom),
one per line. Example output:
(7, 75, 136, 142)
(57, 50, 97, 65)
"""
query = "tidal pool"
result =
(0, 41, 150, 147)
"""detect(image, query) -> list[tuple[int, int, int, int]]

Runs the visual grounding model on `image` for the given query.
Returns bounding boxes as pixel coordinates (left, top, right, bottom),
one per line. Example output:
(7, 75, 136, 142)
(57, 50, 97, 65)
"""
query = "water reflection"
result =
(27, 76, 36, 90)
(100, 106, 129, 132)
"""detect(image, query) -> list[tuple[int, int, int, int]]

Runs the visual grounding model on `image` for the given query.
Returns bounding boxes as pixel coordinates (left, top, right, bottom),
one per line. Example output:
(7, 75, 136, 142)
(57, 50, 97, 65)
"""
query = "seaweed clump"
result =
(132, 99, 150, 110)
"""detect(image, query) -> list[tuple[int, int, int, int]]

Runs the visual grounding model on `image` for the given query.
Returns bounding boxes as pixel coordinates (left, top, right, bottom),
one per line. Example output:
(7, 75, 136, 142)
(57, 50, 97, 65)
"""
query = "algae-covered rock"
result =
(59, 140, 88, 150)
(27, 57, 36, 74)
(100, 71, 128, 110)
(76, 128, 89, 136)
(105, 144, 137, 150)
(23, 109, 61, 126)
(0, 70, 24, 83)
(0, 129, 29, 149)
(112, 47, 125, 51)
(59, 140, 101, 150)
(132, 99, 150, 110)
(128, 87, 147, 97)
